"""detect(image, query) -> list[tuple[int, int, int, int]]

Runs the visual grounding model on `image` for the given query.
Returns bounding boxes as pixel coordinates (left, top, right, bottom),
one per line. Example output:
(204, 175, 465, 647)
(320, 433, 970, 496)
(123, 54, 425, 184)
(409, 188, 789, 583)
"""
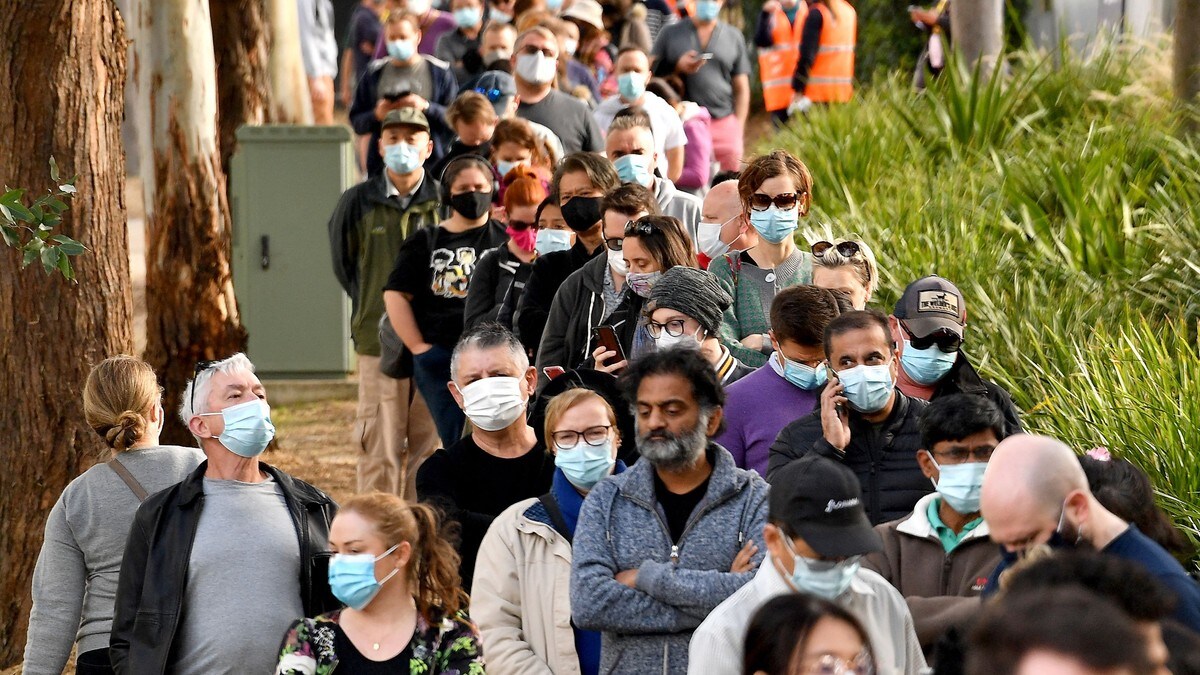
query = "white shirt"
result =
(688, 554, 928, 675)
(594, 91, 688, 157)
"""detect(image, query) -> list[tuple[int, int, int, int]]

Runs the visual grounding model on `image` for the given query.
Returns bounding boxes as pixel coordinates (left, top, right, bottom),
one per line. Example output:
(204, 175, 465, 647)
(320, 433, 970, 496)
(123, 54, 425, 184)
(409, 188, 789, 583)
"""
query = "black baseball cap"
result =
(769, 455, 882, 558)
(893, 275, 966, 339)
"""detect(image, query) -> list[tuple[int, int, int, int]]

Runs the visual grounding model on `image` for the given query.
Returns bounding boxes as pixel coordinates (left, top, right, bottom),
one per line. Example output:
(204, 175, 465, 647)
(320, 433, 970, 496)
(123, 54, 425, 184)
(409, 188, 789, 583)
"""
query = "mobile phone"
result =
(700, 53, 714, 61)
(382, 89, 411, 102)
(543, 366, 566, 380)
(591, 325, 627, 370)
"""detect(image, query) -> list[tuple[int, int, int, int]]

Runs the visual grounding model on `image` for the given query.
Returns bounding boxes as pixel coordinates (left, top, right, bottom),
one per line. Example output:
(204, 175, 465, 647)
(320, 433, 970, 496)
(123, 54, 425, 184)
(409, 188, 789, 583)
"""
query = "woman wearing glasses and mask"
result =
(23, 356, 204, 675)
(471, 388, 627, 675)
(709, 150, 815, 369)
(811, 238, 878, 311)
(276, 492, 484, 674)
(743, 593, 876, 675)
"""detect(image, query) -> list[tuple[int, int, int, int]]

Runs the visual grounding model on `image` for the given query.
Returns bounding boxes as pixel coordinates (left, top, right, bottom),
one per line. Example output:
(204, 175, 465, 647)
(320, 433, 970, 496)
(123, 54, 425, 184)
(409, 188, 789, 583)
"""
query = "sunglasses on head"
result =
(749, 192, 802, 212)
(189, 359, 220, 412)
(901, 322, 963, 353)
(508, 219, 536, 231)
(811, 240, 862, 259)
(623, 219, 657, 237)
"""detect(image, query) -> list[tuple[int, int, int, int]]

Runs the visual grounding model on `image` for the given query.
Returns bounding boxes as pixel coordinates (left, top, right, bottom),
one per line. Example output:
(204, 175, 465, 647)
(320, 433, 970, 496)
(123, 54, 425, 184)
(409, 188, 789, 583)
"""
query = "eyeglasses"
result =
(473, 87, 507, 102)
(551, 425, 612, 448)
(646, 319, 691, 338)
(189, 360, 219, 412)
(508, 219, 536, 231)
(931, 445, 995, 463)
(803, 652, 875, 675)
(900, 321, 963, 353)
(749, 192, 802, 211)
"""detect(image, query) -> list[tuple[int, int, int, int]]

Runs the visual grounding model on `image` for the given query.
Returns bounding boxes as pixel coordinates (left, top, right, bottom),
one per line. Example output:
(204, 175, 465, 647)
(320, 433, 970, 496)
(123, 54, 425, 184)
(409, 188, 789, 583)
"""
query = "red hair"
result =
(502, 168, 549, 213)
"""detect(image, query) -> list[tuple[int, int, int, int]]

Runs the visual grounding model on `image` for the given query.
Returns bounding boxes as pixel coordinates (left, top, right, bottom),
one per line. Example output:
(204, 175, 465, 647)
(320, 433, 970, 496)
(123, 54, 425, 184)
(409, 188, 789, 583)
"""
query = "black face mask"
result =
(561, 196, 603, 232)
(450, 191, 492, 220)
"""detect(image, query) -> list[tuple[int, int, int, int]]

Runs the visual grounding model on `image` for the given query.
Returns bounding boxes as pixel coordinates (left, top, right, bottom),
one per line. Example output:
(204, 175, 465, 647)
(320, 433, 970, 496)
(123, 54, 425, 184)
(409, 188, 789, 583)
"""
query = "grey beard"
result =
(637, 414, 709, 472)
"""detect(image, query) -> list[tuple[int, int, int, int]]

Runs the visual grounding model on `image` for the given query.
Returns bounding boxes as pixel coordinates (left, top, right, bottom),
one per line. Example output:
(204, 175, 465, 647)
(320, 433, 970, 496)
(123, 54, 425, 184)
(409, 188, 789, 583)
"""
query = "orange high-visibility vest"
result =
(804, 0, 856, 103)
(757, 4, 809, 112)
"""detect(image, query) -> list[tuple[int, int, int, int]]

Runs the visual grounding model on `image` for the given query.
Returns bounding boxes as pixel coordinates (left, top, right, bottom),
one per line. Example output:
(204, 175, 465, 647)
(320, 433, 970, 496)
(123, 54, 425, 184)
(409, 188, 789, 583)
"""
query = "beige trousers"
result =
(354, 356, 441, 500)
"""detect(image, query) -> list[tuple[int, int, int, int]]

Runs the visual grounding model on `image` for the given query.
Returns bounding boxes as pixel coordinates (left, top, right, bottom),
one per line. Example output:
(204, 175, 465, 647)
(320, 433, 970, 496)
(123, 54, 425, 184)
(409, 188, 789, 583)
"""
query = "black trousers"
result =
(76, 648, 114, 675)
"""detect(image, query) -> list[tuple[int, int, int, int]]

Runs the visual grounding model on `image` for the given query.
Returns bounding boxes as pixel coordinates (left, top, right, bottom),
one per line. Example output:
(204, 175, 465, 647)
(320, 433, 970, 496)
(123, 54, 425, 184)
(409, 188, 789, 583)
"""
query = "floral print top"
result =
(276, 608, 486, 675)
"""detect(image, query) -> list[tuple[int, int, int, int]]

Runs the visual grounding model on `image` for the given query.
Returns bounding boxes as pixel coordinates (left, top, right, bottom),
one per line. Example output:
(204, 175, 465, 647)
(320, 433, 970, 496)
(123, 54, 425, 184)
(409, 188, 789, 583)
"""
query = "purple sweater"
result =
(715, 362, 818, 476)
(676, 102, 712, 191)
(373, 10, 457, 58)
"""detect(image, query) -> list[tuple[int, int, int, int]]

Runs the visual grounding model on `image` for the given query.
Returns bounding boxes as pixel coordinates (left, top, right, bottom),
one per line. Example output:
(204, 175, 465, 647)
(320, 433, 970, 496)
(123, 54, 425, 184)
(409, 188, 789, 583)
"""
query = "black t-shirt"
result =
(383, 221, 509, 348)
(654, 472, 711, 544)
(415, 433, 554, 591)
(333, 622, 415, 673)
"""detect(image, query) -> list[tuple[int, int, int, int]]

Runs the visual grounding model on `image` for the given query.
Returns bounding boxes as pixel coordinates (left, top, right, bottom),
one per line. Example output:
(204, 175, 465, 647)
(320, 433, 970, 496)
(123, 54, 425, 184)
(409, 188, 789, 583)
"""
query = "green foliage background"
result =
(759, 41, 1200, 562)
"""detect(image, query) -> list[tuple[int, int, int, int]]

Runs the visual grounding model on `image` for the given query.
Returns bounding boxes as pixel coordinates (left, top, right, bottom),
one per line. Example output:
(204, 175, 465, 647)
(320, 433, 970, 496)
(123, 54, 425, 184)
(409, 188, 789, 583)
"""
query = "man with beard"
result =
(980, 434, 1200, 632)
(570, 348, 769, 674)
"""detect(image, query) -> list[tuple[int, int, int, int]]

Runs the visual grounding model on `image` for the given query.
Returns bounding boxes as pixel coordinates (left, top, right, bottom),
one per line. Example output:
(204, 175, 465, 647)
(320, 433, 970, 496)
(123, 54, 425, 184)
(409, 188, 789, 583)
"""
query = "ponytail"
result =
(407, 502, 469, 622)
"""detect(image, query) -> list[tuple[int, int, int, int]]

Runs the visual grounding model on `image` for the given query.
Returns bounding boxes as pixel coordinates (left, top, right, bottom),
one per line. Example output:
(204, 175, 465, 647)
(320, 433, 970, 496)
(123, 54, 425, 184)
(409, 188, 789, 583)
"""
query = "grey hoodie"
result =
(570, 444, 769, 674)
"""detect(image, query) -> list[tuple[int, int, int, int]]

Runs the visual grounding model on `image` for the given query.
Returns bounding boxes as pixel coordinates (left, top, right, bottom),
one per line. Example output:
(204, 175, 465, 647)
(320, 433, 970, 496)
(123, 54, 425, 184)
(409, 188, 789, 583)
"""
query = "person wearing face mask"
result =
(514, 153, 620, 359)
(465, 173, 546, 330)
(513, 27, 605, 154)
(489, 117, 555, 190)
(431, 90, 499, 180)
(571, 348, 769, 675)
(651, 0, 751, 172)
(767, 310, 933, 525)
(371, 0, 456, 58)
(385, 155, 508, 447)
(544, 15, 603, 103)
(860, 394, 1006, 655)
(471, 388, 628, 675)
(276, 493, 484, 673)
(694, 179, 755, 267)
(415, 324, 554, 593)
(710, 151, 814, 368)
(22, 357, 203, 675)
(689, 454, 926, 675)
(351, 11, 459, 178)
(110, 354, 339, 675)
(979, 434, 1200, 631)
(646, 77, 713, 197)
(889, 275, 1022, 436)
(341, 0, 386, 111)
(717, 285, 849, 477)
(457, 21, 517, 91)
(436, 0, 485, 82)
(605, 107, 702, 241)
(594, 48, 687, 182)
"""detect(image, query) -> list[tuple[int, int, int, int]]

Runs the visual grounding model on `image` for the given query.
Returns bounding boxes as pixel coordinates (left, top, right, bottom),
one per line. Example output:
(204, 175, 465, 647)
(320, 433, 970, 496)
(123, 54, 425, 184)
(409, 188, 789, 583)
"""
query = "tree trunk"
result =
(0, 0, 133, 665)
(1176, 0, 1200, 126)
(267, 0, 315, 123)
(135, 0, 247, 446)
(210, 0, 273, 180)
(950, 0, 1004, 76)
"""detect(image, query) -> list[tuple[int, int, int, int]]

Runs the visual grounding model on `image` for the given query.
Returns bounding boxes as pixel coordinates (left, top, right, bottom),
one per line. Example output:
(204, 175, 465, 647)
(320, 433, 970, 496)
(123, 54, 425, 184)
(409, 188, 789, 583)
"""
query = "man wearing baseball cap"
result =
(689, 454, 926, 675)
(889, 275, 1022, 435)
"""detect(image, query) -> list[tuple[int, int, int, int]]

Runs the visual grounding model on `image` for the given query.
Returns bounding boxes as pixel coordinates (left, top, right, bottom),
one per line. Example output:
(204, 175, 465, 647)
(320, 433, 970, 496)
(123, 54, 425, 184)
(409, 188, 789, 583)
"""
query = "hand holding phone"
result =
(591, 326, 628, 375)
(820, 370, 851, 451)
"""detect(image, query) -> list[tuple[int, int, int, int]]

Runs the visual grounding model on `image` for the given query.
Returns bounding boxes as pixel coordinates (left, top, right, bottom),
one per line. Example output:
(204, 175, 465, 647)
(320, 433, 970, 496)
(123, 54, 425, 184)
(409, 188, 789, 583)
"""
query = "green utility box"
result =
(230, 125, 356, 377)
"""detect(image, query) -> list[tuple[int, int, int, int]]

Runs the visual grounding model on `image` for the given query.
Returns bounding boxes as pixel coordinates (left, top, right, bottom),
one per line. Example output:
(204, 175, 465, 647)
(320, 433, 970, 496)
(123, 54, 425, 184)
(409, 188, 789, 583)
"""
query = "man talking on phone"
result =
(766, 309, 932, 524)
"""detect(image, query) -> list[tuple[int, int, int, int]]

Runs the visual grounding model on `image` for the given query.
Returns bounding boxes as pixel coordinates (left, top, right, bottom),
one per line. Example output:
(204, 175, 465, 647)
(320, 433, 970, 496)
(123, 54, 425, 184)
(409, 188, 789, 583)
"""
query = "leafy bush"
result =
(765, 39, 1200, 559)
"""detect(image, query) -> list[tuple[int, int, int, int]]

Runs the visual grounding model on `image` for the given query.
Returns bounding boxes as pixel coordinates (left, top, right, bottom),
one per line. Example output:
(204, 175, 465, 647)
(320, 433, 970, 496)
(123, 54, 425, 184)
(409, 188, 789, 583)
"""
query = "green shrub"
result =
(765, 39, 1200, 561)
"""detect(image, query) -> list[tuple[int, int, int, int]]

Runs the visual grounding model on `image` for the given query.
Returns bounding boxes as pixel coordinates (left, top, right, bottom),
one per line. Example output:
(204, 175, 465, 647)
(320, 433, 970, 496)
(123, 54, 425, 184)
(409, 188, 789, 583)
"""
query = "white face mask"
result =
(407, 0, 431, 14)
(516, 51, 558, 85)
(563, 38, 578, 57)
(457, 376, 527, 431)
(607, 247, 628, 276)
(696, 213, 738, 258)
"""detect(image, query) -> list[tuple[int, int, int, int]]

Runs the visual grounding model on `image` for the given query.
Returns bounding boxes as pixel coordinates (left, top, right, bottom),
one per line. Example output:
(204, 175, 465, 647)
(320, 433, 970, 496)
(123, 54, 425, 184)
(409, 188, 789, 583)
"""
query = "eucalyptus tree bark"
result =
(1177, 0, 1200, 128)
(0, 0, 132, 664)
(950, 0, 1004, 77)
(134, 0, 247, 445)
(267, 0, 315, 123)
(210, 0, 273, 178)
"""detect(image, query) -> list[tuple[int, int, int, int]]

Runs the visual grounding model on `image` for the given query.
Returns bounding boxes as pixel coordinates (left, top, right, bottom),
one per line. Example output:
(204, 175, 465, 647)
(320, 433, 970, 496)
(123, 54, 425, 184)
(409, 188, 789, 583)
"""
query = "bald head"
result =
(981, 434, 1091, 551)
(702, 180, 742, 226)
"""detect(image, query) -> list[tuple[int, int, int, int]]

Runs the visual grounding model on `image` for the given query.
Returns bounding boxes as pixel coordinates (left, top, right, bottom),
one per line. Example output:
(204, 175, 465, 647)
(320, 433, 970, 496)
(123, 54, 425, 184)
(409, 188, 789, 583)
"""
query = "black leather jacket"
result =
(109, 461, 339, 674)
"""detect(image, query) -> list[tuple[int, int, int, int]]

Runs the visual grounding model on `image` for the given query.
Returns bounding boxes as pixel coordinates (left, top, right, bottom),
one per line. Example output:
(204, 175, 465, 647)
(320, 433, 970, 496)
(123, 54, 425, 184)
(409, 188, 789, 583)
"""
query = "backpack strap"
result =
(538, 493, 574, 544)
(107, 456, 149, 502)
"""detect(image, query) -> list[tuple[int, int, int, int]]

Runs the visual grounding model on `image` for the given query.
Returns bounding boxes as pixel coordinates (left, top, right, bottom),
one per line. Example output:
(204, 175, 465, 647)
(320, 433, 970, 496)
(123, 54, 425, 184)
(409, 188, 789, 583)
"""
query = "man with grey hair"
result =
(110, 354, 338, 674)
(980, 433, 1200, 631)
(416, 323, 552, 592)
(571, 348, 768, 674)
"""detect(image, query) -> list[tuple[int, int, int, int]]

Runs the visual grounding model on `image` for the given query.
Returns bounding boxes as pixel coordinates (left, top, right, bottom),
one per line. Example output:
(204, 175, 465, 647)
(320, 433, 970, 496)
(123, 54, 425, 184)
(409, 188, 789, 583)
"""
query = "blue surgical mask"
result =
(626, 270, 662, 298)
(386, 39, 415, 61)
(495, 159, 521, 178)
(545, 0, 563, 10)
(199, 399, 276, 458)
(383, 142, 422, 175)
(748, 205, 798, 244)
(535, 228, 572, 254)
(771, 352, 828, 391)
(836, 363, 894, 413)
(696, 0, 721, 21)
(490, 7, 512, 22)
(783, 538, 860, 599)
(901, 339, 957, 385)
(930, 458, 987, 514)
(453, 6, 481, 27)
(555, 438, 616, 490)
(613, 153, 653, 187)
(328, 544, 401, 610)
(617, 72, 646, 101)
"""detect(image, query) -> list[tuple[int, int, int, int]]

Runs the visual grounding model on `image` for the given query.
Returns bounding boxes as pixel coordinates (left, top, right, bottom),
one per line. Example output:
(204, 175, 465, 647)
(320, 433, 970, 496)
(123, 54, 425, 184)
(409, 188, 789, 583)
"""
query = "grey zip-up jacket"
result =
(570, 445, 769, 674)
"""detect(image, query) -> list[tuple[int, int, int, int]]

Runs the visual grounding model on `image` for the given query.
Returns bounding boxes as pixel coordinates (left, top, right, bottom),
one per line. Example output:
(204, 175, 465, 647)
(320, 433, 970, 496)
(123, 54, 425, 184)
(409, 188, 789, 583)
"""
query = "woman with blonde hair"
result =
(276, 492, 483, 673)
(810, 238, 878, 310)
(22, 356, 204, 675)
(471, 386, 628, 674)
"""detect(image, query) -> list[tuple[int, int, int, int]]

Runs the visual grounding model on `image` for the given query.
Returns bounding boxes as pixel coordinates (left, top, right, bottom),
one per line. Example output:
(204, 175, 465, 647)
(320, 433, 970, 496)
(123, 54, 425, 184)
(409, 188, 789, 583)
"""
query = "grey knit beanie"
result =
(646, 267, 732, 336)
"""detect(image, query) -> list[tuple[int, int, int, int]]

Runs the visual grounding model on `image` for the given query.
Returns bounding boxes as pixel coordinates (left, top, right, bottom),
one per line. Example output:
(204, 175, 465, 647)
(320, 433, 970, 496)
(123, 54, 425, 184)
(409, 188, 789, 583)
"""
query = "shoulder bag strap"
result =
(538, 493, 574, 544)
(107, 456, 150, 502)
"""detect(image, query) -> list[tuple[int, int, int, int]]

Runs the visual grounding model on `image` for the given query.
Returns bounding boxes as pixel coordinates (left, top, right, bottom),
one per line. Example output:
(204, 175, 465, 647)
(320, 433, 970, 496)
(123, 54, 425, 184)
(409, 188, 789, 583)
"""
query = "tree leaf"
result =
(0, 203, 13, 225)
(40, 245, 60, 274)
(0, 188, 23, 207)
(51, 234, 86, 255)
(7, 202, 33, 222)
(49, 156, 60, 183)
(45, 198, 69, 214)
(41, 213, 61, 228)
(56, 247, 75, 281)
(59, 184, 77, 195)
(21, 247, 37, 269)
(1, 223, 18, 247)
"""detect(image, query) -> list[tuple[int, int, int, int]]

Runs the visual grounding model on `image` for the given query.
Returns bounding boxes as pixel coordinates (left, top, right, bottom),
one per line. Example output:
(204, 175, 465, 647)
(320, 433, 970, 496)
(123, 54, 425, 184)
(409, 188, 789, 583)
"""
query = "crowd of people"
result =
(17, 1, 1200, 674)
